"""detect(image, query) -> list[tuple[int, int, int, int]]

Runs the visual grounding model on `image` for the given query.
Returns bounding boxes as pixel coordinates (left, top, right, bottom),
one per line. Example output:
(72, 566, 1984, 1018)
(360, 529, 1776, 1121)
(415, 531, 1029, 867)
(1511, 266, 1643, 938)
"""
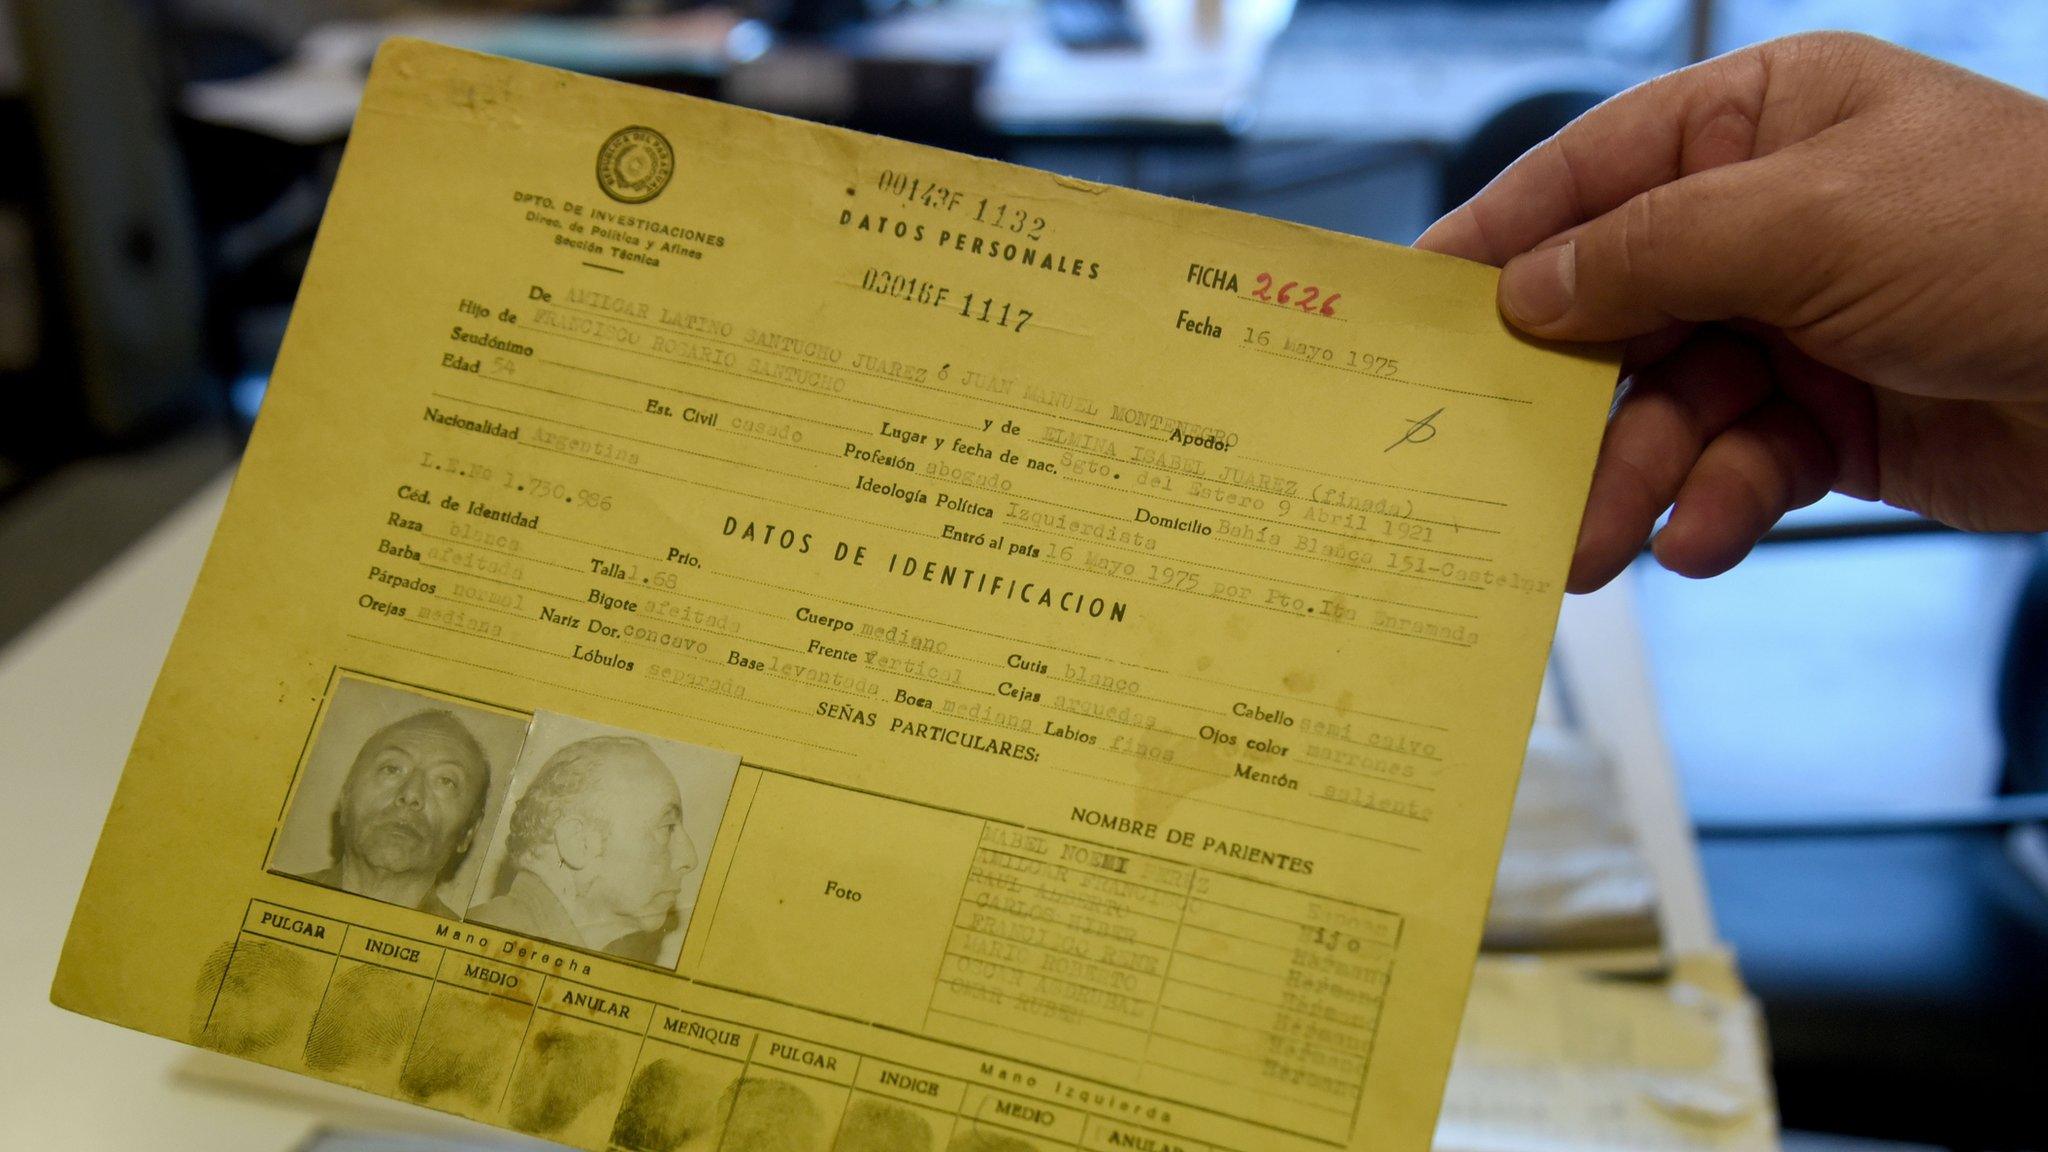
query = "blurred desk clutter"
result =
(181, 0, 1298, 144)
(7, 0, 1609, 494)
(184, 11, 750, 144)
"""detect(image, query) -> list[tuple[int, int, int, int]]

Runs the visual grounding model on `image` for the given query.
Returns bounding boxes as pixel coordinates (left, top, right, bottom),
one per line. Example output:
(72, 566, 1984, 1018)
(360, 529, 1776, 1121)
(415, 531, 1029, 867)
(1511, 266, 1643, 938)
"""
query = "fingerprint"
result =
(719, 1075, 825, 1152)
(192, 938, 323, 1060)
(946, 1129, 1038, 1152)
(304, 964, 426, 1078)
(191, 942, 242, 1040)
(505, 1024, 624, 1136)
(835, 1099, 934, 1152)
(611, 1055, 736, 1152)
(398, 988, 527, 1108)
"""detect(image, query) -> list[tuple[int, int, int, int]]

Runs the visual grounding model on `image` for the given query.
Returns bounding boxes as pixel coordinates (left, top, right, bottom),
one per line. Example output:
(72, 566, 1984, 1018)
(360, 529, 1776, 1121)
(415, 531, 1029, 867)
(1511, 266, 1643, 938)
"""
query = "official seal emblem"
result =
(596, 126, 675, 204)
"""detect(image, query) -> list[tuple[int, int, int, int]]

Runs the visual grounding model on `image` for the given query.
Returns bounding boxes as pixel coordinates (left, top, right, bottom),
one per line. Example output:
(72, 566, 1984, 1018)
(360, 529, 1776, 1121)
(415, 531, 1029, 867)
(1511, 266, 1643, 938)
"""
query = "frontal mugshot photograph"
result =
(464, 711, 741, 968)
(270, 676, 529, 919)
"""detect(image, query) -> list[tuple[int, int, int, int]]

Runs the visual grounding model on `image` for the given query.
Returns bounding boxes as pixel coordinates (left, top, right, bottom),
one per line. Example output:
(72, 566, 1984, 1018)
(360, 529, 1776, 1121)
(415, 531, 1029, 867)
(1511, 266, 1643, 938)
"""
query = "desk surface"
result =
(0, 473, 315, 1152)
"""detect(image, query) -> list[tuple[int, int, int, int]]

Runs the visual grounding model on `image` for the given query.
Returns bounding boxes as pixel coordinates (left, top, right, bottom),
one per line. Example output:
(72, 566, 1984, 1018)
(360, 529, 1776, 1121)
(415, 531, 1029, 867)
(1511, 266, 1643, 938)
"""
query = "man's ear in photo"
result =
(463, 711, 740, 969)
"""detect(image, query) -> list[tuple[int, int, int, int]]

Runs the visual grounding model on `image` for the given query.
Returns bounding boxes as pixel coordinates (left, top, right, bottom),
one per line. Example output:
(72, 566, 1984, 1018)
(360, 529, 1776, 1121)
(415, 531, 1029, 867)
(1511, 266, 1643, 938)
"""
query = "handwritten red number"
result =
(1252, 273, 1341, 316)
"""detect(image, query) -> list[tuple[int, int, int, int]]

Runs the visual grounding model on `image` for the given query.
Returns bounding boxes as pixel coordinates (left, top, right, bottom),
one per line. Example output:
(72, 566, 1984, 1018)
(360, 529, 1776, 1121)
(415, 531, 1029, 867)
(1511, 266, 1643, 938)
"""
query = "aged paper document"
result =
(55, 39, 1617, 1152)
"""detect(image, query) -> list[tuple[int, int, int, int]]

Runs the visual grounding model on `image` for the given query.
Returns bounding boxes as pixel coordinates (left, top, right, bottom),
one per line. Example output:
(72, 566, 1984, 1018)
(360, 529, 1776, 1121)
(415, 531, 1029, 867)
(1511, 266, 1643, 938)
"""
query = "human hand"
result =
(1417, 32, 2048, 591)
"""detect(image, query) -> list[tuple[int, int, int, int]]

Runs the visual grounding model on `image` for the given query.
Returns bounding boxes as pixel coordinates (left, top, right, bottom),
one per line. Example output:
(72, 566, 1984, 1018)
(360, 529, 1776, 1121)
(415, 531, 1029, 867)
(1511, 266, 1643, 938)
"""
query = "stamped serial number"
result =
(858, 267, 1034, 334)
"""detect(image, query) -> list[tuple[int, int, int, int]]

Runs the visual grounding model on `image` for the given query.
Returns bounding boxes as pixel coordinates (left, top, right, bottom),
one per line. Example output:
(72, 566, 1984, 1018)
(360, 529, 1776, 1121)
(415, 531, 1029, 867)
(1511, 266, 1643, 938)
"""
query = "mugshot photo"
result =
(270, 675, 529, 920)
(464, 712, 742, 969)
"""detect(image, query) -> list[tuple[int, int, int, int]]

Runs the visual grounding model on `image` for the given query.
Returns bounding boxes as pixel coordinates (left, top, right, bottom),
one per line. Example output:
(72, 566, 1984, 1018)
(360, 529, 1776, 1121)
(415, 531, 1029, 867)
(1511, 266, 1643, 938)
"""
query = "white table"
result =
(0, 475, 321, 1151)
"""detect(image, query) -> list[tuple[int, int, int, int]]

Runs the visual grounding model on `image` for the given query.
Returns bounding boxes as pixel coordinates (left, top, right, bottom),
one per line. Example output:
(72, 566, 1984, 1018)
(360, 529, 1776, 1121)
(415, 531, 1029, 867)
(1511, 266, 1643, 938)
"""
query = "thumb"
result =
(1496, 153, 1837, 342)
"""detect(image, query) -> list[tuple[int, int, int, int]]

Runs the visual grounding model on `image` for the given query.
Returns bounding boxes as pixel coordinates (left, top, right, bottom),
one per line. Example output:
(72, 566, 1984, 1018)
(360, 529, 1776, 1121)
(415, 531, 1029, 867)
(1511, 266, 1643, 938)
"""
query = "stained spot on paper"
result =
(193, 937, 322, 1060)
(398, 987, 526, 1107)
(719, 1075, 824, 1152)
(612, 1055, 738, 1152)
(305, 963, 425, 1076)
(1130, 725, 1217, 826)
(834, 1099, 934, 1152)
(947, 1128, 1038, 1152)
(1283, 669, 1318, 694)
(506, 1024, 624, 1135)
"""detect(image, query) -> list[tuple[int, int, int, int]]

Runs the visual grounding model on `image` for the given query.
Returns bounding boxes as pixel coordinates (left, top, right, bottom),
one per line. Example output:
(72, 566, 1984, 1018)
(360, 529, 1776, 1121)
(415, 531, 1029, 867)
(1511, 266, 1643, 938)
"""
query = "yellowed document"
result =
(55, 40, 1617, 1152)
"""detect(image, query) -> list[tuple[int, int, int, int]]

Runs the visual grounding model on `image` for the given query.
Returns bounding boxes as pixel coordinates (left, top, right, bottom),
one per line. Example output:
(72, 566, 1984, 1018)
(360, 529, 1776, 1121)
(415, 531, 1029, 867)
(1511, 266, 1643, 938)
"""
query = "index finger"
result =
(1415, 35, 1866, 265)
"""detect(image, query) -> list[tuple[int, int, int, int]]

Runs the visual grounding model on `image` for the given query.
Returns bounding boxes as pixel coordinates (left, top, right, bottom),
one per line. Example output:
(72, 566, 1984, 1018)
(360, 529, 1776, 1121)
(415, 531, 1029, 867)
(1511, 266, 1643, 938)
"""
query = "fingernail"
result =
(1500, 241, 1575, 328)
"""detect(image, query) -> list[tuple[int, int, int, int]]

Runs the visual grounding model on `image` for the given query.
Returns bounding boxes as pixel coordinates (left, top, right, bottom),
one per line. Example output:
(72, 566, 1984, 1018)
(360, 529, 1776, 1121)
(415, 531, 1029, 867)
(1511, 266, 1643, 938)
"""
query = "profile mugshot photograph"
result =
(269, 676, 528, 919)
(464, 711, 741, 968)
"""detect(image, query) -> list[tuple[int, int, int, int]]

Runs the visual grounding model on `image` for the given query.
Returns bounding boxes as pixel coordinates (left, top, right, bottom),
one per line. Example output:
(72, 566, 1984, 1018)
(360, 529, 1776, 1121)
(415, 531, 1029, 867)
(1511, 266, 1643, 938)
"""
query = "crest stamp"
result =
(596, 126, 675, 204)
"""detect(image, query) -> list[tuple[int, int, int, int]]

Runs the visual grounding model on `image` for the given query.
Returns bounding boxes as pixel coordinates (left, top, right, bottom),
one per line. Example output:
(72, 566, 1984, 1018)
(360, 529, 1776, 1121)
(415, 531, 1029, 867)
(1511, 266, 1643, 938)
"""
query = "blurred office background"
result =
(0, 0, 2042, 1147)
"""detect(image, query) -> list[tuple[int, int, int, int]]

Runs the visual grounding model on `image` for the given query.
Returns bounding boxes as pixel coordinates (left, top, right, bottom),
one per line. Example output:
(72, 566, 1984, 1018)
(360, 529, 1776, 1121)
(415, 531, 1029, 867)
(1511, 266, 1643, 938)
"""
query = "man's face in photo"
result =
(340, 715, 488, 880)
(581, 745, 699, 933)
